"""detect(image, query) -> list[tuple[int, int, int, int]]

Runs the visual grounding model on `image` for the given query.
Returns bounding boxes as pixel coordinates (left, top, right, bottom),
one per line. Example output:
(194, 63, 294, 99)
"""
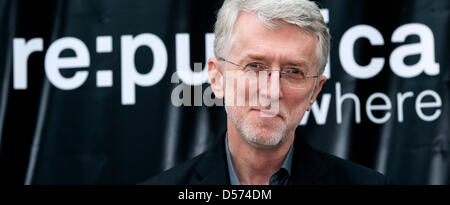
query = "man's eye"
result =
(247, 62, 264, 69)
(286, 68, 303, 75)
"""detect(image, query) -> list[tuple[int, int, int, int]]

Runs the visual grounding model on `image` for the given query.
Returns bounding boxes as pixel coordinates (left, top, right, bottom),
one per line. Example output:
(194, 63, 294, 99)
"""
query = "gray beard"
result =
(225, 106, 294, 148)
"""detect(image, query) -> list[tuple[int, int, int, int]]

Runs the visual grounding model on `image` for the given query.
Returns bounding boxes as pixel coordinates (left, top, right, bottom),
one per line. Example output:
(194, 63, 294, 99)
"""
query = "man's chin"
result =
(240, 119, 285, 144)
(242, 129, 285, 148)
(228, 109, 291, 148)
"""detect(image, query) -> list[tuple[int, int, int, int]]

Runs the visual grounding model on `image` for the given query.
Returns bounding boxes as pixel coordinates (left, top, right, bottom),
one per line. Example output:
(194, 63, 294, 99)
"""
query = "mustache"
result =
(250, 105, 288, 119)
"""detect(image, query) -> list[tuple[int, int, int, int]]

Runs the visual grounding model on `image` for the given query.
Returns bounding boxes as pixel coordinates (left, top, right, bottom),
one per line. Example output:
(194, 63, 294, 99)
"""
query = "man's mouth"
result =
(250, 108, 284, 119)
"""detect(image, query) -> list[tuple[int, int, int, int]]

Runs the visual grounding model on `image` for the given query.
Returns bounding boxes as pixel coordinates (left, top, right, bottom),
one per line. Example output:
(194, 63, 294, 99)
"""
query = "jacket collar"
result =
(194, 129, 328, 185)
(291, 130, 328, 184)
(194, 131, 230, 185)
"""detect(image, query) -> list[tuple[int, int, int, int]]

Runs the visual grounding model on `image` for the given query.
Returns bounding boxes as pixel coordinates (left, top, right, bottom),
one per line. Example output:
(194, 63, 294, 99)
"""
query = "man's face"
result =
(209, 12, 326, 148)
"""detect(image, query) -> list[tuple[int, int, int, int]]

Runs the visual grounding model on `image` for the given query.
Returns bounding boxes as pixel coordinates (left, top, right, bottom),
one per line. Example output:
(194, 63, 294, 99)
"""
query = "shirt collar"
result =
(225, 132, 294, 185)
(225, 133, 241, 185)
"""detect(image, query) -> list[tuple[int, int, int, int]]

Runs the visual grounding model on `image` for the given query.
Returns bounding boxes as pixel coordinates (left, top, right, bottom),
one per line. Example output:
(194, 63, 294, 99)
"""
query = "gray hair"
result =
(214, 0, 330, 75)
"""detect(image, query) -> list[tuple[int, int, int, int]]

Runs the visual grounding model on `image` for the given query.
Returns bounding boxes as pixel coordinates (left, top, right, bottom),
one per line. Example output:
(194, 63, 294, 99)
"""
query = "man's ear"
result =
(208, 57, 225, 99)
(308, 75, 326, 108)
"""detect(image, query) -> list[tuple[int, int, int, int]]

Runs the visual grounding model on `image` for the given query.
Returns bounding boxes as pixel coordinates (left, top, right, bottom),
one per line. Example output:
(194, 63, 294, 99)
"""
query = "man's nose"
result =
(261, 70, 284, 100)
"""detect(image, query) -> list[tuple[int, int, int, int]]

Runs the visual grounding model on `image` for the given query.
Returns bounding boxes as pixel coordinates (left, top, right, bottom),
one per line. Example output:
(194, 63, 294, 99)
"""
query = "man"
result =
(141, 0, 386, 185)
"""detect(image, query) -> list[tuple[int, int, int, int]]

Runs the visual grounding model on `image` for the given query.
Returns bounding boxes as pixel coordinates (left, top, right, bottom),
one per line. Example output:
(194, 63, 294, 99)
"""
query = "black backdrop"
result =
(0, 0, 448, 185)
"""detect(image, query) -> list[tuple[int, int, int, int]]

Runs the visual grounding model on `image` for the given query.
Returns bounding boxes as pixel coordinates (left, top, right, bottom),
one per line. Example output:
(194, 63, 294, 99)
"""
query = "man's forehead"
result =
(230, 12, 318, 67)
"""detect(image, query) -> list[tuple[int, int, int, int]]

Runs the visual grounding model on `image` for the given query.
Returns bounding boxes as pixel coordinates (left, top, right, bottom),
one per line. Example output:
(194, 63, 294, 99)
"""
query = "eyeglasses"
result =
(219, 57, 319, 89)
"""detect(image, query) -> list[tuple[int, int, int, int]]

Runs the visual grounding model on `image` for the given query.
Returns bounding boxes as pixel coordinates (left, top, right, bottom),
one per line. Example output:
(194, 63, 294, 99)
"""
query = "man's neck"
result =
(227, 121, 294, 185)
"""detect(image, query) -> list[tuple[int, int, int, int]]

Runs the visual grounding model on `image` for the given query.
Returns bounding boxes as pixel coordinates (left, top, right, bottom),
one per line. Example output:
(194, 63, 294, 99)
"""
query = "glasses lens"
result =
(282, 78, 307, 89)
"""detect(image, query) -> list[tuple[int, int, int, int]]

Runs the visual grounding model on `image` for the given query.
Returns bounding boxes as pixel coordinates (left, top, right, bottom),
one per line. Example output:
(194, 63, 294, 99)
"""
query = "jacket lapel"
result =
(291, 132, 328, 185)
(194, 132, 230, 185)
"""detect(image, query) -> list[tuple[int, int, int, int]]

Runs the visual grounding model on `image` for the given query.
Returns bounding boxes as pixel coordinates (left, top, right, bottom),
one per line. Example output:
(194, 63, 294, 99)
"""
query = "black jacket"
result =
(140, 130, 387, 185)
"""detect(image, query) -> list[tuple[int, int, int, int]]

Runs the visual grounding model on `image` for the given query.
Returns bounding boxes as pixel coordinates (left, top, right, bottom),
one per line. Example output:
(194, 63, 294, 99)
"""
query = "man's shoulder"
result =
(310, 146, 387, 185)
(139, 132, 228, 185)
(138, 153, 206, 185)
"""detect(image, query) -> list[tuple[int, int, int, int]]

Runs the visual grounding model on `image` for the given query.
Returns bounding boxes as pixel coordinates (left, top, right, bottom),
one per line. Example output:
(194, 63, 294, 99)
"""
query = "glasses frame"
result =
(218, 57, 320, 89)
